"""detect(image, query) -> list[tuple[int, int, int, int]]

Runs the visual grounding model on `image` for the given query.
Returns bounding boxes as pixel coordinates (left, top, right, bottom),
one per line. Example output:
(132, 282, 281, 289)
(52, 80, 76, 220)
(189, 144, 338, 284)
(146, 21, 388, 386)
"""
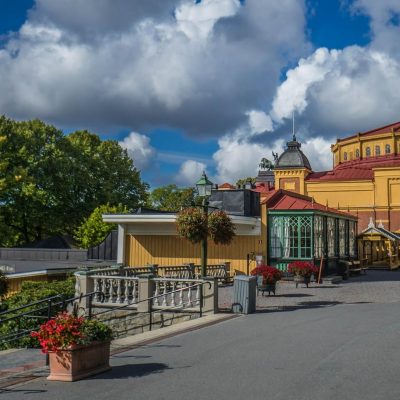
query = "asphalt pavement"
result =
(2, 299, 400, 399)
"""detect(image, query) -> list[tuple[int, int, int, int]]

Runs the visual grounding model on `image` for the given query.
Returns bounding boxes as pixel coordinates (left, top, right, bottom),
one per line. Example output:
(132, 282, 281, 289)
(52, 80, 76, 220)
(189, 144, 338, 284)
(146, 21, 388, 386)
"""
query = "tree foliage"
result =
(148, 184, 197, 211)
(74, 203, 128, 248)
(0, 116, 148, 246)
(235, 177, 256, 188)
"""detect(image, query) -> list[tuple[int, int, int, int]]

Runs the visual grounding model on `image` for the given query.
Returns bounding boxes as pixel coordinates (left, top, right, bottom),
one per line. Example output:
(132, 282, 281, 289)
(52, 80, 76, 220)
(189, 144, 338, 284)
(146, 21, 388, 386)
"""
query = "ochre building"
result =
(273, 121, 400, 233)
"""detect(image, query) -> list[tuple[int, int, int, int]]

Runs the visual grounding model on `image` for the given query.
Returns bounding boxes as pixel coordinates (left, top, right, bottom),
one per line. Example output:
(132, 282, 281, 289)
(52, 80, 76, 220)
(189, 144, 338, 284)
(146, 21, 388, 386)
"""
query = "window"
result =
(343, 152, 347, 161)
(269, 215, 312, 260)
(314, 216, 324, 258)
(338, 219, 346, 256)
(366, 147, 371, 157)
(355, 148, 360, 158)
(349, 221, 356, 256)
(270, 217, 283, 258)
(385, 144, 391, 154)
(327, 217, 336, 256)
(375, 145, 380, 156)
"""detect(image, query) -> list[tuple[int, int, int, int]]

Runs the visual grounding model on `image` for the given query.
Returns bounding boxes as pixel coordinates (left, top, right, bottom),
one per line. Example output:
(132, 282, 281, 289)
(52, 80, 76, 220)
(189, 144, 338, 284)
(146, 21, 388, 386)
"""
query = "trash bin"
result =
(232, 275, 256, 314)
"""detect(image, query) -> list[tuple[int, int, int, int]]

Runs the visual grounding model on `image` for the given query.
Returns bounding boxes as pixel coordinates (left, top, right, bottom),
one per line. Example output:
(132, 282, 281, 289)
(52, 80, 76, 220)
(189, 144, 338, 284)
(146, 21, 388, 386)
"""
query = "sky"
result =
(0, 0, 399, 189)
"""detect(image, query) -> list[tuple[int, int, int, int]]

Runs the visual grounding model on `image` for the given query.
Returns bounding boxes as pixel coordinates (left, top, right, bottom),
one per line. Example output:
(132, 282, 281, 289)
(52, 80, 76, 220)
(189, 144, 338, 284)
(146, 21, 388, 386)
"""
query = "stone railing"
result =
(74, 271, 218, 315)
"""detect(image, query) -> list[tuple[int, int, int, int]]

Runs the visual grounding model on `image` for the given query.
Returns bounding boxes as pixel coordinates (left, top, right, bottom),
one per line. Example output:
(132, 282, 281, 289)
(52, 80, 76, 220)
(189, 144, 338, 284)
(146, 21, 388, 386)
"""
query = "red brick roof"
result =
(263, 190, 357, 219)
(307, 154, 400, 182)
(339, 121, 400, 142)
(218, 182, 235, 189)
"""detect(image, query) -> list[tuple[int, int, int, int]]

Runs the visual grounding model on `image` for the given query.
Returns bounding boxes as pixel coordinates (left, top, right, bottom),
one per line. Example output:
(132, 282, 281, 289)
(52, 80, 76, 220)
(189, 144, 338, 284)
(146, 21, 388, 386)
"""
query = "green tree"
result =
(235, 177, 256, 188)
(0, 117, 149, 246)
(74, 203, 128, 248)
(148, 184, 196, 211)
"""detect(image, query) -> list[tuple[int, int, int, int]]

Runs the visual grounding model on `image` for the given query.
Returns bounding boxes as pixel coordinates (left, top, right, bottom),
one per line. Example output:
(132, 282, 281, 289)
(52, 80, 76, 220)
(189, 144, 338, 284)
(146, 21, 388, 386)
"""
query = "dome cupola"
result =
(275, 134, 312, 170)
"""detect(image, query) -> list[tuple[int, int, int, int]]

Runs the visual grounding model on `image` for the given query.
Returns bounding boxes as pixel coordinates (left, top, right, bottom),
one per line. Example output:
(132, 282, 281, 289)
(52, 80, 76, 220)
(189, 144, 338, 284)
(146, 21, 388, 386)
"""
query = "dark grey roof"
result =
(256, 170, 275, 184)
(275, 136, 312, 170)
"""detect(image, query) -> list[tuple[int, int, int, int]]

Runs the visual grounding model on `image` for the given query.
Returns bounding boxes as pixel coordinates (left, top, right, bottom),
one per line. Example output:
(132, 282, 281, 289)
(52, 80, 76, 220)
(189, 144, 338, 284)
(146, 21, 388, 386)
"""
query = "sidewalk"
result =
(0, 313, 236, 389)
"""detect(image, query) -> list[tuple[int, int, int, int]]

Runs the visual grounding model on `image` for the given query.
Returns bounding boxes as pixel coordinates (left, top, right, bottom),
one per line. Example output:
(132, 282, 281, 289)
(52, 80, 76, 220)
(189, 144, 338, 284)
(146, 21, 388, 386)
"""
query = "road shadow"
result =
(0, 388, 47, 395)
(91, 362, 171, 380)
(256, 300, 343, 313)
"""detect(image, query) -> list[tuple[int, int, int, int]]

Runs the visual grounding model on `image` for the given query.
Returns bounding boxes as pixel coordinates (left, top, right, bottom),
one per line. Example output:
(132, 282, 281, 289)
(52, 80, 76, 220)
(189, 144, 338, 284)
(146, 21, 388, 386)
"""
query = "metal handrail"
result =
(0, 292, 103, 345)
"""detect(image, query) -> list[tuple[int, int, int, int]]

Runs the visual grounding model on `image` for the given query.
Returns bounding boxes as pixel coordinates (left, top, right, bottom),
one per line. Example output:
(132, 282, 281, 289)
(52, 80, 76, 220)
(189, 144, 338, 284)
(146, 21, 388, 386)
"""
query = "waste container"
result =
(232, 275, 256, 314)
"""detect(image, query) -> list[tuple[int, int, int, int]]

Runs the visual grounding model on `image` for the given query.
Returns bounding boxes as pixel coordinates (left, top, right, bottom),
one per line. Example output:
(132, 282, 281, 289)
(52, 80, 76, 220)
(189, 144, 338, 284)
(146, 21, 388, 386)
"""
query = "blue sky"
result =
(0, 0, 399, 188)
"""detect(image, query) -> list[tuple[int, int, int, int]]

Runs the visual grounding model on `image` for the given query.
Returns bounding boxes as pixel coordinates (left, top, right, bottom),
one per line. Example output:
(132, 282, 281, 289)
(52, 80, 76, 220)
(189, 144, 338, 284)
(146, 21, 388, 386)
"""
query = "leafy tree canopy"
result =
(235, 177, 256, 188)
(148, 184, 197, 212)
(74, 203, 128, 248)
(0, 116, 148, 246)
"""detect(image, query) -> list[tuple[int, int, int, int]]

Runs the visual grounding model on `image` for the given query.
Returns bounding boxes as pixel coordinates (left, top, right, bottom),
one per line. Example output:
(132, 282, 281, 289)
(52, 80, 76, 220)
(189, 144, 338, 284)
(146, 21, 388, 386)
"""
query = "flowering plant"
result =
(251, 265, 282, 284)
(31, 312, 112, 353)
(287, 261, 318, 278)
(176, 208, 235, 245)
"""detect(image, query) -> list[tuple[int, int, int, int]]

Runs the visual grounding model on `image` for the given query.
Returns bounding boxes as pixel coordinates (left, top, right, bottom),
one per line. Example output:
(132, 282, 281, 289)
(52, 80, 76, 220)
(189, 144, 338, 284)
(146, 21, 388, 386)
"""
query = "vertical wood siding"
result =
(125, 235, 264, 274)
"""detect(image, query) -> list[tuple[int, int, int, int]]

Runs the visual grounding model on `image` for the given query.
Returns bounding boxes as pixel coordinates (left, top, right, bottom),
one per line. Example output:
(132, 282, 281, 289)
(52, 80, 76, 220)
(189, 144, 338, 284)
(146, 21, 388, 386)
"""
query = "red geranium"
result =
(251, 265, 282, 284)
(30, 312, 112, 353)
(287, 261, 318, 278)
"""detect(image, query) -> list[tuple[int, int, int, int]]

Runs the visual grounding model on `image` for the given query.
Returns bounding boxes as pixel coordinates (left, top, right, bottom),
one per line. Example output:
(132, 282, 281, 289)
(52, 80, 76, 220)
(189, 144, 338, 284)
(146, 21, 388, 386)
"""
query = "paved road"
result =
(3, 298, 400, 399)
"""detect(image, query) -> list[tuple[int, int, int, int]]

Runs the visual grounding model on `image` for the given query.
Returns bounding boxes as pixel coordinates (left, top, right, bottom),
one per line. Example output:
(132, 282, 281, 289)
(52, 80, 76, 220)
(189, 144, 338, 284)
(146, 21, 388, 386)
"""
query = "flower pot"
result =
(47, 341, 111, 382)
(294, 275, 311, 288)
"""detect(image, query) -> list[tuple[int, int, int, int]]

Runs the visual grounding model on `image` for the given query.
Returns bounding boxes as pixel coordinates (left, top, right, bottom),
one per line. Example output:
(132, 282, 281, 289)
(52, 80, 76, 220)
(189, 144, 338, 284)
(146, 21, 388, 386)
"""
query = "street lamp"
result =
(195, 171, 213, 277)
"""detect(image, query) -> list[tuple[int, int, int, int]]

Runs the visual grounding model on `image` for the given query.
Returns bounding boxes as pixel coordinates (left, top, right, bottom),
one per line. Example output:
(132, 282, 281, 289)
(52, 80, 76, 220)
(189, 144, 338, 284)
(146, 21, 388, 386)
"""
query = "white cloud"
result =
(119, 132, 156, 170)
(0, 0, 308, 136)
(302, 137, 334, 171)
(175, 160, 206, 185)
(246, 110, 273, 135)
(175, 0, 240, 40)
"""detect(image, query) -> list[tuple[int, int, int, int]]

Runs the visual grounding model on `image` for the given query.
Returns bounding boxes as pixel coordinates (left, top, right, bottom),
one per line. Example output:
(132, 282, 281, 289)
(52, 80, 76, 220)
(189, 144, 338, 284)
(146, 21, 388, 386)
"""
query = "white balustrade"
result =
(90, 275, 139, 306)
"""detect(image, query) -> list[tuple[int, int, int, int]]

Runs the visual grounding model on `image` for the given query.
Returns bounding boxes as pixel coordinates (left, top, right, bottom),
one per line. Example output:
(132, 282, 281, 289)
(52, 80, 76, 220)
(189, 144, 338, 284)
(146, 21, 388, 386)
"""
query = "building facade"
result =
(272, 121, 400, 233)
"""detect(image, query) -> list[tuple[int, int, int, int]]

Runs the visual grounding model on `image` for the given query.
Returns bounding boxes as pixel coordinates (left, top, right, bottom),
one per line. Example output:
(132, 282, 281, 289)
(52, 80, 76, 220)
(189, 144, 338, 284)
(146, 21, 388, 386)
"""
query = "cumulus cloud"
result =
(119, 131, 156, 170)
(268, 0, 400, 137)
(0, 0, 308, 136)
(175, 160, 206, 185)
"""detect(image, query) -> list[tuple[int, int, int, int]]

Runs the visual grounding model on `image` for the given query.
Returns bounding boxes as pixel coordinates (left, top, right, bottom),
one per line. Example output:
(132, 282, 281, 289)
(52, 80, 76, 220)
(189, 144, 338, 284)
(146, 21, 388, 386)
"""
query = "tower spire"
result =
(292, 111, 296, 141)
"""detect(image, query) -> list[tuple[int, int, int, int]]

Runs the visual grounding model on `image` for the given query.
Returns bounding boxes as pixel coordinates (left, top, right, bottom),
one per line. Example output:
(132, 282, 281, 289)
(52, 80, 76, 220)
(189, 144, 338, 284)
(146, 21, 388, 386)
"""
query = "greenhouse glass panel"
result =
(339, 219, 346, 256)
(327, 217, 336, 256)
(314, 215, 324, 257)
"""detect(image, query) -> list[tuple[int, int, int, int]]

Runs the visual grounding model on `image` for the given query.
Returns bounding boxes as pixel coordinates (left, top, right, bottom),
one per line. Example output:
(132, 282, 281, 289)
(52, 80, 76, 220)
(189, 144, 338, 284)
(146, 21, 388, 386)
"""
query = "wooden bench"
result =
(343, 259, 368, 275)
(194, 263, 232, 285)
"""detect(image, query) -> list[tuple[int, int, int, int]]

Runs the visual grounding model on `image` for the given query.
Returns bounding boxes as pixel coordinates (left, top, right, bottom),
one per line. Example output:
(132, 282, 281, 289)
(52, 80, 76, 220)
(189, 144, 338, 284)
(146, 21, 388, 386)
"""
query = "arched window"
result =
(375, 145, 380, 156)
(343, 152, 347, 161)
(366, 147, 371, 157)
(385, 144, 391, 154)
(355, 148, 360, 158)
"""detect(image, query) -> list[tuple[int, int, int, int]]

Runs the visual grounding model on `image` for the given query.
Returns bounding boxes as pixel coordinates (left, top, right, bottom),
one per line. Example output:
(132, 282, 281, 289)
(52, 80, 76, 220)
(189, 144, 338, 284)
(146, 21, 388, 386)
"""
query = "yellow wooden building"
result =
(272, 121, 400, 233)
(103, 190, 357, 276)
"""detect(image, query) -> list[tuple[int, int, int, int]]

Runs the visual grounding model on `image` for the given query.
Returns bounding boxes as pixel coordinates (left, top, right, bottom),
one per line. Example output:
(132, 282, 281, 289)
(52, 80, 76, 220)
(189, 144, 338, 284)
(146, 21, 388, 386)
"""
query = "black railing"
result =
(0, 292, 103, 347)
(93, 280, 212, 331)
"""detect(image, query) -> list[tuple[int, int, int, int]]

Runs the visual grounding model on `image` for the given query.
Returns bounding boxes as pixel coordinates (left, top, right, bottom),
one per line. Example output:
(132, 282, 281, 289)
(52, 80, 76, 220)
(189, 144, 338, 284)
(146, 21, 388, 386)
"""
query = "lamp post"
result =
(195, 171, 213, 278)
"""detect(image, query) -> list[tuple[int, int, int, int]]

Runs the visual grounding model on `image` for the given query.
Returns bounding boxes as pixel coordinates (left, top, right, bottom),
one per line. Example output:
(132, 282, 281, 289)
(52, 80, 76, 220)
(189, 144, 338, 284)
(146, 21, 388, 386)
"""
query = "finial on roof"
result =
(378, 220, 384, 229)
(292, 111, 296, 141)
(368, 217, 375, 229)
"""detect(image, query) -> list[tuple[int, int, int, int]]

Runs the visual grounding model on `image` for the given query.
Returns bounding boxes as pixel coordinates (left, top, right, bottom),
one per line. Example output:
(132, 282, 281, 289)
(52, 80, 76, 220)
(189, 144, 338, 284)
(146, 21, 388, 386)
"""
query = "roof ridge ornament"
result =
(378, 220, 384, 229)
(368, 217, 375, 229)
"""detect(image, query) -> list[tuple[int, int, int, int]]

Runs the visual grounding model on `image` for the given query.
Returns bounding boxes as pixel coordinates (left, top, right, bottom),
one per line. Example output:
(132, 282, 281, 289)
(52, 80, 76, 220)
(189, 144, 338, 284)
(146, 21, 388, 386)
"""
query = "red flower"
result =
(287, 261, 318, 277)
(251, 265, 282, 284)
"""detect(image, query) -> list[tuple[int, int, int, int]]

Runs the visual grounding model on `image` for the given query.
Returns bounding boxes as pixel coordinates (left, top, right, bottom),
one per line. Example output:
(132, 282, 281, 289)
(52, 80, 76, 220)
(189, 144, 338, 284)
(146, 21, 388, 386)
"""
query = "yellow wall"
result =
(274, 168, 309, 195)
(125, 234, 265, 275)
(332, 131, 399, 167)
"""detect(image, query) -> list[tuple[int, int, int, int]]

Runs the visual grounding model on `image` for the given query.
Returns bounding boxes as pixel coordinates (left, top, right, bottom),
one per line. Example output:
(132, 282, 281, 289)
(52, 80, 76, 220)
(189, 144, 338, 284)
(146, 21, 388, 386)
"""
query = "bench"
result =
(194, 263, 232, 285)
(342, 259, 368, 276)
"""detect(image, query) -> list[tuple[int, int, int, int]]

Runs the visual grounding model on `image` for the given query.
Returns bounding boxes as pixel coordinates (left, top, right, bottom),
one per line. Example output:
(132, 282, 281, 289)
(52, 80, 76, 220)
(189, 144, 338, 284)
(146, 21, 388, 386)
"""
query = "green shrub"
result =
(0, 278, 76, 349)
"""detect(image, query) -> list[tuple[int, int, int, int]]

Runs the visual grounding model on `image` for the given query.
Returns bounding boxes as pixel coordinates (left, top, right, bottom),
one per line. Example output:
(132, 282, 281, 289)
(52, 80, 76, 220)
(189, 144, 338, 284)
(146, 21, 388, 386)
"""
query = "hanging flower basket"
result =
(176, 208, 235, 245)
(208, 211, 235, 245)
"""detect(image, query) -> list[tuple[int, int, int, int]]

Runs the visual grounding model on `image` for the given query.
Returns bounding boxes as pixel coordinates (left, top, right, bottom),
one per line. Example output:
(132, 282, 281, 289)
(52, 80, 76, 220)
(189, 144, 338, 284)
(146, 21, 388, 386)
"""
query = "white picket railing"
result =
(152, 278, 202, 310)
(91, 275, 139, 306)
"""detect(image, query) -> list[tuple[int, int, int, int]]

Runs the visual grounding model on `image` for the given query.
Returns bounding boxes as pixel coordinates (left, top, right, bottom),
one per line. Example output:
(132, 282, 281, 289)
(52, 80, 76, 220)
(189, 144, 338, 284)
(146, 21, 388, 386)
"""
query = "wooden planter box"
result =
(47, 341, 111, 382)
